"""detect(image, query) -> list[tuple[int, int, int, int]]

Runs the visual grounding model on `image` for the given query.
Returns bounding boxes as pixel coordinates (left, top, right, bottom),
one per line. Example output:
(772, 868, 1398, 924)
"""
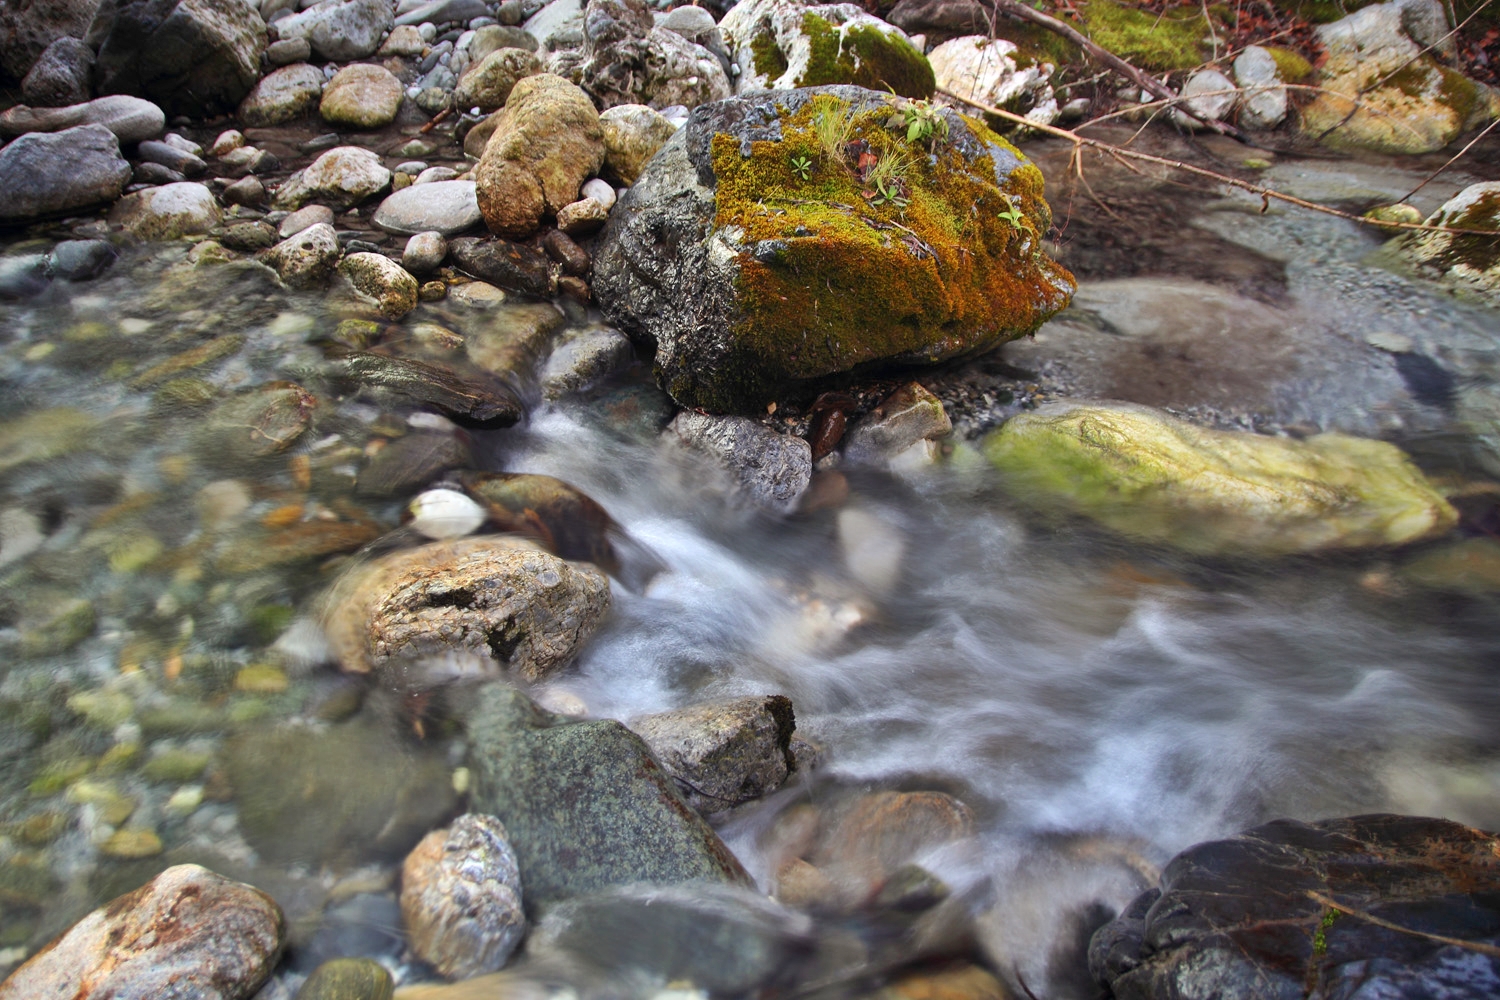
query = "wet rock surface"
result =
(463, 683, 753, 910)
(631, 695, 798, 814)
(1091, 814, 1500, 1000)
(401, 814, 525, 979)
(0, 864, 283, 1000)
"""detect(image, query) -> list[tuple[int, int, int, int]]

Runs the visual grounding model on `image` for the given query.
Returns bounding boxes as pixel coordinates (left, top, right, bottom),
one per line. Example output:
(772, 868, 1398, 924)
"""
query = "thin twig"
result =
(938, 87, 1500, 237)
(1307, 890, 1500, 958)
(1399, 118, 1500, 203)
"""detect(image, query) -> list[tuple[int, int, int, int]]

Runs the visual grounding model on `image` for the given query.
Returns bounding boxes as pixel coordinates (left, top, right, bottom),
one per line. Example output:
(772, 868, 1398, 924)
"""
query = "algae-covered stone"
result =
(295, 957, 394, 1000)
(593, 86, 1074, 412)
(238, 63, 324, 127)
(982, 400, 1457, 555)
(338, 252, 419, 319)
(464, 683, 753, 910)
(455, 47, 542, 111)
(1399, 181, 1500, 305)
(1299, 2, 1490, 153)
(475, 73, 604, 239)
(109, 182, 222, 241)
(223, 719, 457, 866)
(722, 0, 934, 97)
(319, 63, 404, 129)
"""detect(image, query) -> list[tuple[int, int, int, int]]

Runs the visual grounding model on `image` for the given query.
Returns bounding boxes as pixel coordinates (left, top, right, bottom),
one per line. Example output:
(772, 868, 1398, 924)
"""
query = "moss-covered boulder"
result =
(1299, 2, 1494, 153)
(591, 86, 1075, 413)
(982, 401, 1457, 556)
(721, 0, 934, 97)
(1399, 181, 1500, 305)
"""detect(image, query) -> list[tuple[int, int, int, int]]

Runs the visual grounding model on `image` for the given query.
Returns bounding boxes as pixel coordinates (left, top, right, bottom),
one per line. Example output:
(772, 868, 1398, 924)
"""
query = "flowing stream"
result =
(2, 130, 1500, 997)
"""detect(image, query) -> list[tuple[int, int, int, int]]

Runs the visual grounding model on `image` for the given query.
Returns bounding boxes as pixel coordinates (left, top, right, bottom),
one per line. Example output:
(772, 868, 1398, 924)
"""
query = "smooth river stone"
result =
(373, 180, 482, 236)
(0, 124, 131, 224)
(0, 94, 165, 143)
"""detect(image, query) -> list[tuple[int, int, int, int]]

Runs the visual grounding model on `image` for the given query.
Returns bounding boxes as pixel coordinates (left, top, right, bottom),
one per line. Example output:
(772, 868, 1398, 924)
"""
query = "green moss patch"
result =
(1266, 46, 1312, 83)
(1079, 0, 1211, 71)
(700, 95, 1073, 411)
(796, 13, 936, 97)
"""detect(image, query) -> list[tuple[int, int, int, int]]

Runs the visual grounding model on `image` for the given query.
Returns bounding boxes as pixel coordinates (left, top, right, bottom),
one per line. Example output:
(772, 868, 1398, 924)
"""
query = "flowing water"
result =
(3, 130, 1500, 998)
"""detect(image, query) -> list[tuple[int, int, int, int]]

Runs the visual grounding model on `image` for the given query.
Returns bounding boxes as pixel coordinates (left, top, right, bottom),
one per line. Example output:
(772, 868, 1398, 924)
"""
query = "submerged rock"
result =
(721, 0, 934, 97)
(593, 85, 1074, 412)
(336, 352, 523, 425)
(0, 864, 282, 1000)
(630, 695, 798, 814)
(668, 411, 813, 511)
(295, 958, 394, 1000)
(322, 536, 611, 685)
(1399, 181, 1500, 306)
(401, 814, 526, 980)
(1091, 814, 1500, 1000)
(982, 401, 1457, 556)
(464, 683, 753, 910)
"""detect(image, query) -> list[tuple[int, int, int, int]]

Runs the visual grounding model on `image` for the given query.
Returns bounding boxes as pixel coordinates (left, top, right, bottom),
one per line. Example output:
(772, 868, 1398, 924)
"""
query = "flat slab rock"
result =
(1089, 813, 1500, 1000)
(0, 864, 283, 1000)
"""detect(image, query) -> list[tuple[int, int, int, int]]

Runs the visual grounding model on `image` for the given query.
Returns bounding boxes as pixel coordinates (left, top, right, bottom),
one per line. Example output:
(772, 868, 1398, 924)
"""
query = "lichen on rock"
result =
(592, 85, 1075, 413)
(1399, 180, 1500, 305)
(722, 0, 935, 97)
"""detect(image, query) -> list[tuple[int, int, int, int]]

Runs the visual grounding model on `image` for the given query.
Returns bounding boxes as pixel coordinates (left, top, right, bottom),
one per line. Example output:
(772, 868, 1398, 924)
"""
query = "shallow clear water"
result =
(2, 140, 1500, 998)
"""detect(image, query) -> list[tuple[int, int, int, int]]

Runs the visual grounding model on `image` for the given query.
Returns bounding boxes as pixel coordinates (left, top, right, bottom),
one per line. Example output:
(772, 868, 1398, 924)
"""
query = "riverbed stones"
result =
(0, 124, 132, 225)
(401, 814, 526, 979)
(110, 181, 222, 240)
(593, 85, 1074, 413)
(455, 47, 542, 111)
(279, 203, 334, 237)
(374, 180, 482, 236)
(0, 864, 283, 1000)
(630, 695, 798, 814)
(0, 95, 164, 143)
(1169, 68, 1237, 129)
(92, 0, 267, 117)
(338, 252, 419, 318)
(320, 63, 404, 129)
(1300, 1, 1489, 153)
(263, 222, 341, 288)
(322, 536, 610, 685)
(1091, 814, 1500, 999)
(475, 73, 605, 239)
(273, 0, 393, 61)
(1232, 45, 1286, 129)
(1399, 181, 1500, 306)
(273, 146, 392, 210)
(983, 401, 1458, 555)
(463, 683, 753, 910)
(21, 37, 93, 107)
(223, 719, 458, 865)
(720, 0, 934, 97)
(598, 103, 677, 184)
(238, 63, 325, 127)
(669, 412, 813, 511)
(570, 0, 732, 110)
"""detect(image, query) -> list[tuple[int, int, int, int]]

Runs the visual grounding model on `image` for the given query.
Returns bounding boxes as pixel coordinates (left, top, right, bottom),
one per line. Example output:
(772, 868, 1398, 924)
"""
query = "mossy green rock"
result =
(294, 957, 394, 1000)
(722, 0, 934, 97)
(465, 683, 752, 911)
(1300, 3, 1492, 153)
(982, 401, 1457, 556)
(1399, 181, 1500, 305)
(592, 86, 1075, 413)
(223, 718, 457, 866)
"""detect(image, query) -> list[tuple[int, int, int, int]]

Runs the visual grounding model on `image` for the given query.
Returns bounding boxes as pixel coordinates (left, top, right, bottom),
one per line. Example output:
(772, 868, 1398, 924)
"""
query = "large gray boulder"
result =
(93, 0, 266, 117)
(592, 85, 1075, 413)
(21, 36, 94, 106)
(0, 124, 131, 225)
(272, 0, 392, 62)
(464, 683, 754, 911)
(0, 0, 101, 83)
(1091, 814, 1500, 1000)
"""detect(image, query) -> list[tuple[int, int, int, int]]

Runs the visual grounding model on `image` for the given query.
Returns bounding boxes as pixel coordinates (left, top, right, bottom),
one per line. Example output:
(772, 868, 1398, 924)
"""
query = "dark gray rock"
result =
(134, 161, 185, 185)
(450, 236, 554, 298)
(94, 0, 267, 117)
(0, 124, 131, 225)
(0, 255, 50, 299)
(464, 683, 754, 912)
(0, 94, 165, 143)
(667, 411, 812, 511)
(137, 138, 206, 177)
(222, 718, 459, 867)
(49, 239, 119, 280)
(1090, 814, 1500, 1000)
(274, 0, 393, 60)
(531, 883, 814, 994)
(0, 0, 101, 83)
(630, 695, 797, 814)
(20, 37, 93, 107)
(355, 430, 471, 497)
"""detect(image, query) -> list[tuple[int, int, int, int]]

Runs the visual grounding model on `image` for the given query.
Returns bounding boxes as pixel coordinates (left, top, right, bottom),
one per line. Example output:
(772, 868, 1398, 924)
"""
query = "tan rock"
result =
(556, 196, 609, 236)
(0, 864, 283, 1000)
(321, 535, 610, 684)
(455, 47, 542, 112)
(320, 63, 404, 129)
(599, 103, 677, 184)
(338, 251, 419, 319)
(475, 73, 604, 239)
(401, 815, 525, 980)
(238, 63, 323, 127)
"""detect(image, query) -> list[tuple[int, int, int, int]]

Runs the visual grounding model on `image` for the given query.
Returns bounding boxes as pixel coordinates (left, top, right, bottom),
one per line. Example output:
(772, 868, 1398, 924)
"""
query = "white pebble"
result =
(408, 488, 486, 540)
(582, 177, 616, 210)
